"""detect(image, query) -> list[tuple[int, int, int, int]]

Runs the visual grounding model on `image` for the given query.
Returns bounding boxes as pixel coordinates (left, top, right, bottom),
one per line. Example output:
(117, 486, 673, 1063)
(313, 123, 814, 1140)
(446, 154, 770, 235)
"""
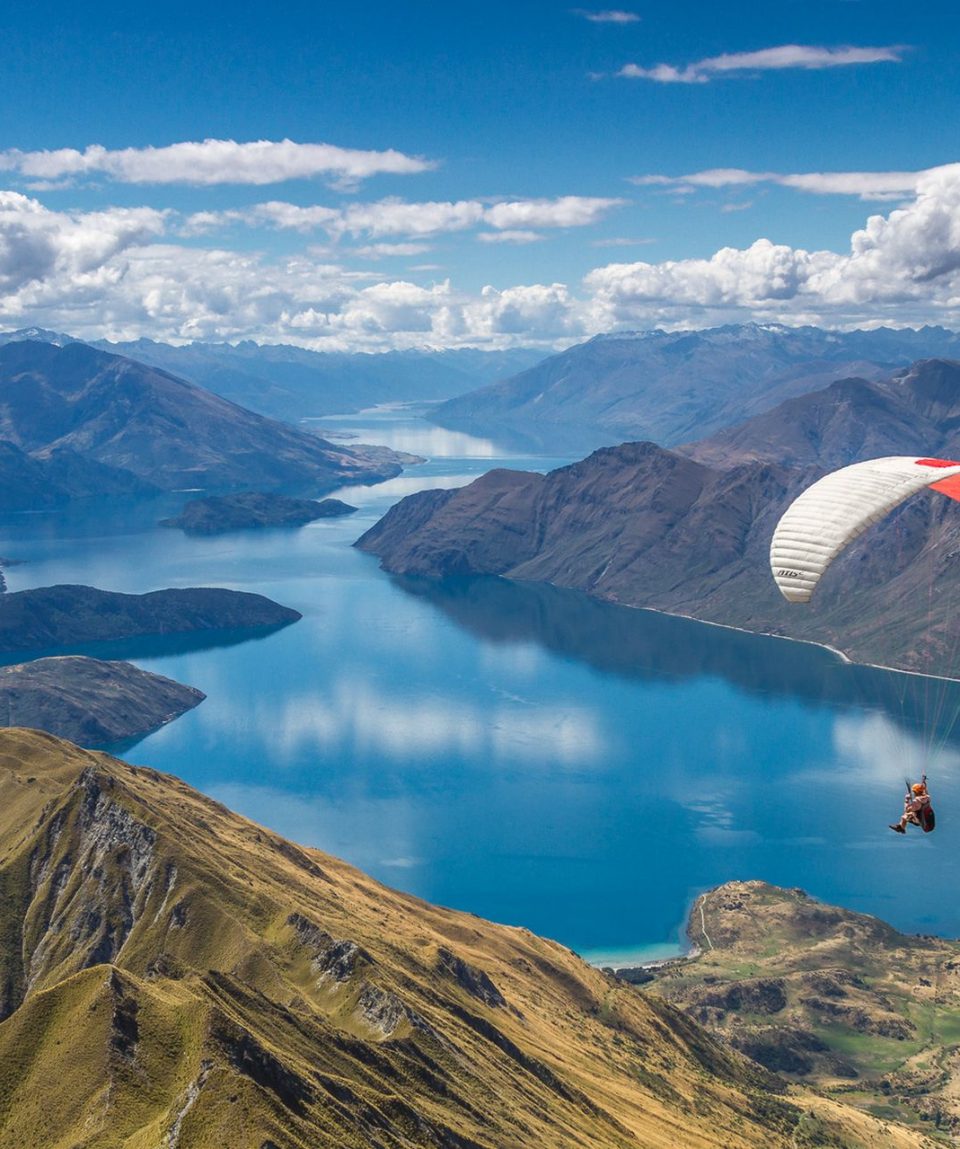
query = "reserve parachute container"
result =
(770, 456, 960, 603)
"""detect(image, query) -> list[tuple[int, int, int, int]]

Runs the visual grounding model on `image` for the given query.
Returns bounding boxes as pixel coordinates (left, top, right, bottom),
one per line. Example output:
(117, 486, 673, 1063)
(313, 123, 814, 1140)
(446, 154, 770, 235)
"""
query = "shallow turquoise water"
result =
(2, 405, 959, 960)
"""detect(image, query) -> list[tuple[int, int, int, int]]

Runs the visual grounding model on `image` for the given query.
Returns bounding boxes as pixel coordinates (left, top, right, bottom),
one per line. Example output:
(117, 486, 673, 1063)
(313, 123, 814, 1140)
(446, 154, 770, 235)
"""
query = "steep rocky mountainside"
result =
(358, 360, 960, 676)
(0, 340, 404, 507)
(89, 337, 544, 422)
(161, 492, 356, 535)
(642, 881, 960, 1135)
(0, 731, 933, 1149)
(0, 584, 300, 653)
(430, 325, 960, 453)
(0, 656, 204, 745)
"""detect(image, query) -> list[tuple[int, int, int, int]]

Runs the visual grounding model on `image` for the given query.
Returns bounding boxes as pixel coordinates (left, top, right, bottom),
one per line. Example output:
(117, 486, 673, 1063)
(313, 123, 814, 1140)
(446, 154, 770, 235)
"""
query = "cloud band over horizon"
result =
(3, 165, 960, 348)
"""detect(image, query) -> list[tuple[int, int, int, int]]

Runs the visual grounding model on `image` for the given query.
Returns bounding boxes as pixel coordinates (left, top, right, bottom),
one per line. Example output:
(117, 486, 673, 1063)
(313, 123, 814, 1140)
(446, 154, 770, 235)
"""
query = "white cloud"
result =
(477, 230, 544, 244)
(187, 195, 626, 240)
(484, 195, 627, 230)
(0, 138, 434, 188)
(631, 167, 926, 202)
(586, 163, 960, 328)
(574, 8, 640, 22)
(464, 283, 581, 338)
(618, 43, 903, 83)
(7, 165, 960, 348)
(0, 190, 167, 292)
(592, 236, 655, 248)
(352, 242, 433, 259)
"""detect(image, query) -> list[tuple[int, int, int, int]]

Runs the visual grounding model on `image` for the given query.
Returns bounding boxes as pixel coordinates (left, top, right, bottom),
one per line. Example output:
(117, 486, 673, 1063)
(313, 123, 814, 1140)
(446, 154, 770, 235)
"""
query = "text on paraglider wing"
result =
(776, 569, 802, 579)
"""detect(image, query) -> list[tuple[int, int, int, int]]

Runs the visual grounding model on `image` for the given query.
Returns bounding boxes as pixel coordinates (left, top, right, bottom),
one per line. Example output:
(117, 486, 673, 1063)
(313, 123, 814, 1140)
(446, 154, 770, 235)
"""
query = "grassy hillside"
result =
(644, 881, 960, 1137)
(0, 730, 935, 1148)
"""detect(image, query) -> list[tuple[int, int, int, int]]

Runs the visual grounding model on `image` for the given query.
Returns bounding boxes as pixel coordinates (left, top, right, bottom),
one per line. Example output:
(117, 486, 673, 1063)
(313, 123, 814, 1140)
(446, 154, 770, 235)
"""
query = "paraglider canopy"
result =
(770, 456, 960, 603)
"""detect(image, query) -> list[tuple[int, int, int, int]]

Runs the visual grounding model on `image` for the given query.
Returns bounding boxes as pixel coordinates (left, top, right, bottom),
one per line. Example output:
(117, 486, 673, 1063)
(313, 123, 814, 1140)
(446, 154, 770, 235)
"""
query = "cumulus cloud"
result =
(7, 165, 960, 348)
(585, 163, 960, 329)
(0, 191, 167, 293)
(618, 43, 903, 83)
(0, 138, 434, 188)
(463, 283, 581, 338)
(631, 167, 926, 202)
(574, 8, 640, 22)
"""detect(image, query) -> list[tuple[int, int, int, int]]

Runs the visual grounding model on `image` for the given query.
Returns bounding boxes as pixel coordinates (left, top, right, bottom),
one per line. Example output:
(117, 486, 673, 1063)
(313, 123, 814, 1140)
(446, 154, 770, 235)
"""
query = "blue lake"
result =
(3, 403, 960, 963)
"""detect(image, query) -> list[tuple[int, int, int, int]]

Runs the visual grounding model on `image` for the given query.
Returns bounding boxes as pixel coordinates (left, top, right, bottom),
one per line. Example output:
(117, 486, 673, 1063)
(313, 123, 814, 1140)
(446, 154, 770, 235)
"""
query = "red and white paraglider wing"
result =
(770, 456, 960, 603)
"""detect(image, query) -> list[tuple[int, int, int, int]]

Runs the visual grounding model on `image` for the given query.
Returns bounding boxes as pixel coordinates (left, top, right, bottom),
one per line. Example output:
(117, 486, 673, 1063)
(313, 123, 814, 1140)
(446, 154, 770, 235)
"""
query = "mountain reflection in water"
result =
(393, 574, 960, 748)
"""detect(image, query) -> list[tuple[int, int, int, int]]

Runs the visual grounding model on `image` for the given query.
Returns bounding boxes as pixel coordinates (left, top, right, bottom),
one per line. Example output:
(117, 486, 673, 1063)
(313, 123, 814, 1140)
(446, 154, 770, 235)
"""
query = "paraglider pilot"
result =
(889, 777, 935, 834)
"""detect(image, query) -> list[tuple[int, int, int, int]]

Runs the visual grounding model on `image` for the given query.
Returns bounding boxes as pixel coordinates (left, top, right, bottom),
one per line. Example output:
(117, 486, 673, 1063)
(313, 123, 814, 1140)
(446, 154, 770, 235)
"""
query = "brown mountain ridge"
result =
(0, 729, 932, 1149)
(358, 359, 960, 677)
(0, 340, 405, 509)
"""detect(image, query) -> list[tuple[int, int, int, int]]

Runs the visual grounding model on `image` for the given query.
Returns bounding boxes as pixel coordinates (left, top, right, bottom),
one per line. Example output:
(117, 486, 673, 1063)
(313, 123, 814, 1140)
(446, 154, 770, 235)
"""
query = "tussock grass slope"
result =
(0, 732, 936, 1148)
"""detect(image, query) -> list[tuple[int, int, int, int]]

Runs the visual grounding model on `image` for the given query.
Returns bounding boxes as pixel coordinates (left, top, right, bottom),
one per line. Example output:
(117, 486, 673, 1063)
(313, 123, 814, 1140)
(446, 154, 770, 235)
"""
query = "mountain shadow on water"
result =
(391, 574, 960, 750)
(0, 621, 297, 671)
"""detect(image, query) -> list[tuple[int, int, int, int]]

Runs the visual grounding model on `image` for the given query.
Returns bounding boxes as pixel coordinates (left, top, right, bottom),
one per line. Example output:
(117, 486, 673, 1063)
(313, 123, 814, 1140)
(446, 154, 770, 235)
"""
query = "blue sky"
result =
(1, 1, 958, 348)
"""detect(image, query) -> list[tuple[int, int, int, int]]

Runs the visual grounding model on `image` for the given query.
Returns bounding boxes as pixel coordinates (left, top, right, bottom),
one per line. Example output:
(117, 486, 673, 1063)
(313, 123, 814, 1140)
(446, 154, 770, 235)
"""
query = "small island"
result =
(0, 655, 205, 746)
(0, 584, 301, 653)
(160, 491, 358, 535)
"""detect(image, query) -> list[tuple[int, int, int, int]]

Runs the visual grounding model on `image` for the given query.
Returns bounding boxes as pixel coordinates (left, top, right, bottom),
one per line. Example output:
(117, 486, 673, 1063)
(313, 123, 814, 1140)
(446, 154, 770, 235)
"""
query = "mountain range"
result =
(429, 324, 960, 453)
(0, 329, 543, 423)
(0, 728, 929, 1149)
(358, 358, 960, 676)
(92, 339, 544, 422)
(0, 340, 407, 510)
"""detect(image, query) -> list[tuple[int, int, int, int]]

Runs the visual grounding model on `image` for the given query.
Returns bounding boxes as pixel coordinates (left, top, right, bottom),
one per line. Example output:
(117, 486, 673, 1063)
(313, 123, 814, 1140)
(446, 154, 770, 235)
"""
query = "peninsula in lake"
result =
(0, 656, 205, 745)
(358, 358, 960, 676)
(0, 584, 300, 653)
(639, 880, 960, 1132)
(161, 491, 357, 534)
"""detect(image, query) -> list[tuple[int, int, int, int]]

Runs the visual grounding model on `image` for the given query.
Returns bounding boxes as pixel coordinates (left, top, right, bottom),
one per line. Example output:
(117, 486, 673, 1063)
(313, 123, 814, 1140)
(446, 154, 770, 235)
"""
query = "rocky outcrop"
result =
(160, 492, 357, 534)
(0, 656, 205, 745)
(0, 583, 300, 653)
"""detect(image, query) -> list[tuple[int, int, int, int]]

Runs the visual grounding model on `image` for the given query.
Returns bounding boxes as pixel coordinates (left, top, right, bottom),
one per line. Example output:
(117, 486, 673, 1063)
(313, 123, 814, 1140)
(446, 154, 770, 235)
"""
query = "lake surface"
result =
(3, 402, 960, 963)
